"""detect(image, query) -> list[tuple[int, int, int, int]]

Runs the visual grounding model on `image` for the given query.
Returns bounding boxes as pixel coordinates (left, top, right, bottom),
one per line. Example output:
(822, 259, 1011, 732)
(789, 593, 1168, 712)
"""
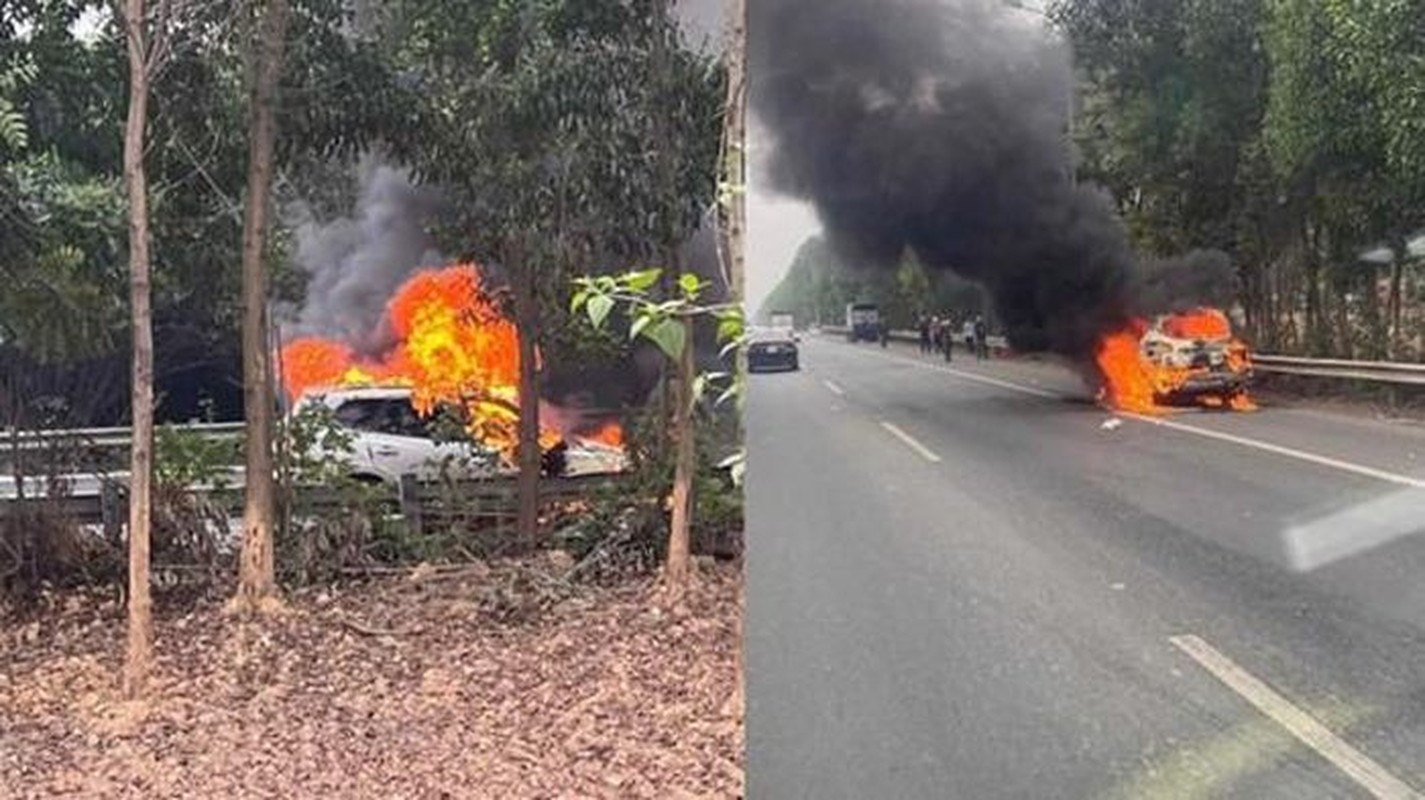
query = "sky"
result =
(747, 116, 821, 313)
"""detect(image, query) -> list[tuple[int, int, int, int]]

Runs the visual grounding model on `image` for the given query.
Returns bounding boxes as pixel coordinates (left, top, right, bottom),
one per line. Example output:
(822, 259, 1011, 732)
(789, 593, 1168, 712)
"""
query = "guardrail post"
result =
(398, 473, 422, 537)
(101, 482, 124, 545)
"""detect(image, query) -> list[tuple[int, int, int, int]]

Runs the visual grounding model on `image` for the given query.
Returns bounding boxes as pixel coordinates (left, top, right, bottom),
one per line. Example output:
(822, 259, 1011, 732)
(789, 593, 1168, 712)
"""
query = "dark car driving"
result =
(747, 327, 799, 372)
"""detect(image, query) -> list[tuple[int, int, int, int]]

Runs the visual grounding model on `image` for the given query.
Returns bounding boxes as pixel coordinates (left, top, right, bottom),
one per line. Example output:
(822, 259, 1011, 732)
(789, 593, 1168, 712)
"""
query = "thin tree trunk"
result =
(234, 0, 290, 609)
(665, 315, 696, 591)
(511, 240, 540, 546)
(121, 0, 154, 699)
(723, 0, 747, 362)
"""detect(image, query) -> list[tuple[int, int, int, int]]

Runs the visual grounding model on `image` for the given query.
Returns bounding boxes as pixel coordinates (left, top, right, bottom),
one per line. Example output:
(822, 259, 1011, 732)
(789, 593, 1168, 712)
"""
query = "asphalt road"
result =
(746, 336, 1425, 800)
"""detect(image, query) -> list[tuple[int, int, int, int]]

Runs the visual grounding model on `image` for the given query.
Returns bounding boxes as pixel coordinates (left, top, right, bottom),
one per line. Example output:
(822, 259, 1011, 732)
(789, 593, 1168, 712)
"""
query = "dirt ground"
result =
(0, 558, 744, 799)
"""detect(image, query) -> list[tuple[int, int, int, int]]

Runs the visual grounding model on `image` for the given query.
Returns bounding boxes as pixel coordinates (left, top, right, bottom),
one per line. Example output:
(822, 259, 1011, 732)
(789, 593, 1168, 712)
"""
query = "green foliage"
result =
(1052, 0, 1424, 358)
(572, 267, 745, 487)
(760, 236, 986, 330)
(154, 424, 241, 490)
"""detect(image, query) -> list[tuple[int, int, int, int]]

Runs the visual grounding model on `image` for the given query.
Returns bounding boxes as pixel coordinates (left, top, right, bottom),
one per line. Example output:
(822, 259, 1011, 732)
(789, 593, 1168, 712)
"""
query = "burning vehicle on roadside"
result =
(288, 386, 627, 485)
(1139, 309, 1253, 407)
(1096, 307, 1256, 413)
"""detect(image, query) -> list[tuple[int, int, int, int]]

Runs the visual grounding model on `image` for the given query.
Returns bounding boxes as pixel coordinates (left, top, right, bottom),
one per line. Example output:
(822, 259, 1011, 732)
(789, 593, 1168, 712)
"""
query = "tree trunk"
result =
(723, 0, 747, 362)
(665, 315, 696, 592)
(120, 0, 154, 699)
(234, 0, 290, 609)
(511, 240, 540, 546)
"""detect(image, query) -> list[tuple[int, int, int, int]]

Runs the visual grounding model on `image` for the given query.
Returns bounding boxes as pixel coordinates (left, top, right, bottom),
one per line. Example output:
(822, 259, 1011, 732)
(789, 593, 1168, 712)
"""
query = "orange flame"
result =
(1095, 307, 1255, 414)
(584, 422, 625, 448)
(281, 263, 618, 461)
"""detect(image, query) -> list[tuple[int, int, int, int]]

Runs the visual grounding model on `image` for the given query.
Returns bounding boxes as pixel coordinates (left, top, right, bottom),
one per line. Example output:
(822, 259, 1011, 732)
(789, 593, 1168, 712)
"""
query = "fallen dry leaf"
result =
(0, 558, 744, 799)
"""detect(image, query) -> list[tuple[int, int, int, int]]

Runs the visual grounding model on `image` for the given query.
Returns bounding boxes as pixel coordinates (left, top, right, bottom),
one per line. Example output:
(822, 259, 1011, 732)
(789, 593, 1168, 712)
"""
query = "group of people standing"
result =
(917, 314, 989, 362)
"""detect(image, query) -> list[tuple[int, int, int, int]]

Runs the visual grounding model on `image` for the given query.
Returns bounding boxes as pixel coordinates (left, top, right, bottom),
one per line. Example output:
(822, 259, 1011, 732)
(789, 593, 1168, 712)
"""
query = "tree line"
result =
(1058, 0, 1423, 360)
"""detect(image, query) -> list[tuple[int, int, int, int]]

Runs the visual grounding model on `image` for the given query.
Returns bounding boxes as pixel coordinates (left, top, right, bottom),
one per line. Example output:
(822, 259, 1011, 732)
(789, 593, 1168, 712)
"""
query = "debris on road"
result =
(1101, 418, 1124, 431)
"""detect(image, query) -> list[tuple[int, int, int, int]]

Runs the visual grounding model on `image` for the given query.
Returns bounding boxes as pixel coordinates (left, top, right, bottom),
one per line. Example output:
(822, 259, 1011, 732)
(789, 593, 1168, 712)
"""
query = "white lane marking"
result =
(833, 339, 1425, 489)
(822, 379, 846, 396)
(1124, 413, 1425, 490)
(879, 421, 942, 463)
(1170, 634, 1422, 800)
(882, 351, 1061, 398)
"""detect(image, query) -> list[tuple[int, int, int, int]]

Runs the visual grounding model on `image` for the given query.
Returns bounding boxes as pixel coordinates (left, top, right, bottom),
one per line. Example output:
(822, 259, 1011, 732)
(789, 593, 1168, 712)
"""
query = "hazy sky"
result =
(747, 116, 821, 313)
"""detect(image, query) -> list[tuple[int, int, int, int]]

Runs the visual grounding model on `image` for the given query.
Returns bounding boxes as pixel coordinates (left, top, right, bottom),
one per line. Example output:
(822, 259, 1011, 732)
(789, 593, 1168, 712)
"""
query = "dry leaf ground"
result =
(1, 558, 743, 799)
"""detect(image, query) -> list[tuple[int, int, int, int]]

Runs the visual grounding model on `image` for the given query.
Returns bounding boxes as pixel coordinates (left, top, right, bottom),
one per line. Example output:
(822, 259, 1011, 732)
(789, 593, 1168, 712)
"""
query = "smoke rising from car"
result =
(286, 157, 447, 356)
(751, 0, 1147, 357)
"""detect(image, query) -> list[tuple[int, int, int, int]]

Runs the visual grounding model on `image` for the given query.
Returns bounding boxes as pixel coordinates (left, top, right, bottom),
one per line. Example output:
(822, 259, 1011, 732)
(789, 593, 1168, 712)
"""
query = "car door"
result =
(388, 401, 496, 481)
(327, 399, 430, 482)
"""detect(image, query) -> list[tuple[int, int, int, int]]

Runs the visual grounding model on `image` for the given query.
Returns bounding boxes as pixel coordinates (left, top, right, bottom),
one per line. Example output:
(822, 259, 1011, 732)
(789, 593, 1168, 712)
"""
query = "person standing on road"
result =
(879, 318, 890, 348)
(940, 313, 953, 361)
(973, 315, 989, 361)
(918, 315, 932, 354)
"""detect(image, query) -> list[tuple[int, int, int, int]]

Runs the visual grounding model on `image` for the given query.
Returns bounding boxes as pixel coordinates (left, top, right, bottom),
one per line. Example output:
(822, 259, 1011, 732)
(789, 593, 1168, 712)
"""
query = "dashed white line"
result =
(840, 340, 1425, 489)
(822, 380, 846, 396)
(1170, 634, 1422, 799)
(879, 421, 942, 463)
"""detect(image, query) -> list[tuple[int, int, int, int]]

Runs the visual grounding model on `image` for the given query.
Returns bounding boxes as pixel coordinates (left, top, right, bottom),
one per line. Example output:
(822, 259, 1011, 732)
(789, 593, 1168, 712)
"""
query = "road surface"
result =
(747, 336, 1425, 799)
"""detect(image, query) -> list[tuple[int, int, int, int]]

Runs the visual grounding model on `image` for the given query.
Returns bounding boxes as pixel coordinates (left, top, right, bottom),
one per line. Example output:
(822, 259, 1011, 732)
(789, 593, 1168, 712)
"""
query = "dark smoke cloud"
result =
(751, 0, 1145, 357)
(286, 157, 447, 356)
(1135, 249, 1238, 316)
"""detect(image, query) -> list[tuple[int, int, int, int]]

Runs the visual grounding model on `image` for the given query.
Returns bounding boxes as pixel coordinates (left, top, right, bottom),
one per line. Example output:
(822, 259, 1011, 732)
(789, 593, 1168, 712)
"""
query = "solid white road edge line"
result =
(879, 421, 943, 463)
(1170, 634, 1422, 800)
(844, 340, 1425, 490)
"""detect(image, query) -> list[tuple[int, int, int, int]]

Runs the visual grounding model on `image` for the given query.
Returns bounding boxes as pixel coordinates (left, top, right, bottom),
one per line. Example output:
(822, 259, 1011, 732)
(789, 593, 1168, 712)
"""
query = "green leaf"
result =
(586, 293, 614, 329)
(717, 316, 742, 343)
(570, 288, 589, 313)
(643, 317, 685, 360)
(630, 313, 653, 340)
(678, 273, 701, 298)
(624, 268, 662, 292)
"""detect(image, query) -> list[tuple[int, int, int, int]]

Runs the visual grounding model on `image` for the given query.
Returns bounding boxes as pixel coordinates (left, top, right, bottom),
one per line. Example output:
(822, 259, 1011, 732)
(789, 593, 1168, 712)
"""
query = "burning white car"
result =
(289, 386, 627, 484)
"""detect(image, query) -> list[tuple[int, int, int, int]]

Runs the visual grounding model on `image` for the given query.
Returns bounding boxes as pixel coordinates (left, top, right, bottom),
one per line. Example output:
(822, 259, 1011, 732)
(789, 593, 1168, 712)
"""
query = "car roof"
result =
(296, 385, 415, 407)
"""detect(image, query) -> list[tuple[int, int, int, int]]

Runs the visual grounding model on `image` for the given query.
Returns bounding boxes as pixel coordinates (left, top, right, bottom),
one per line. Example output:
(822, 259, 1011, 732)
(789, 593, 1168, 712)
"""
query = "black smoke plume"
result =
(752, 0, 1177, 358)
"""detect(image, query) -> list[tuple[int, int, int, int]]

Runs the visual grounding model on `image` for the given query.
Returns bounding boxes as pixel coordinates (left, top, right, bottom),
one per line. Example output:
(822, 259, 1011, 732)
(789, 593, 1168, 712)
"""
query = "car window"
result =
(333, 398, 434, 439)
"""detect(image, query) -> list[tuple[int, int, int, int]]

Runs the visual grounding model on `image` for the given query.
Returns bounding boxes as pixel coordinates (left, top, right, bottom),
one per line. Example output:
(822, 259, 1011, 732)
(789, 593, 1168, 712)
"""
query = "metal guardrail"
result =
(1250, 355, 1425, 386)
(0, 472, 634, 534)
(816, 326, 1425, 386)
(0, 422, 243, 452)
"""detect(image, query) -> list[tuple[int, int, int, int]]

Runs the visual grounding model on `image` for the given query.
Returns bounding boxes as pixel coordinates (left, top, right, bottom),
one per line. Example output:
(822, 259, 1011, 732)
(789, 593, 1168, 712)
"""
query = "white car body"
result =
(289, 386, 627, 483)
(291, 386, 496, 484)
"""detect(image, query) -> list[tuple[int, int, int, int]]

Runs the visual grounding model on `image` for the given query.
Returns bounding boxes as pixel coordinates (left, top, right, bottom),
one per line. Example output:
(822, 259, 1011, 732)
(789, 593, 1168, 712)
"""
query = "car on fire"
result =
(288, 386, 626, 484)
(747, 326, 800, 372)
(1139, 308, 1253, 407)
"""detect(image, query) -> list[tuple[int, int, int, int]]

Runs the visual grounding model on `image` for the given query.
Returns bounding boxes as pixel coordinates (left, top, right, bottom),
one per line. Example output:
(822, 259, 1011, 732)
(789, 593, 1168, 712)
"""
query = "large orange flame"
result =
(281, 263, 619, 460)
(1095, 307, 1256, 414)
